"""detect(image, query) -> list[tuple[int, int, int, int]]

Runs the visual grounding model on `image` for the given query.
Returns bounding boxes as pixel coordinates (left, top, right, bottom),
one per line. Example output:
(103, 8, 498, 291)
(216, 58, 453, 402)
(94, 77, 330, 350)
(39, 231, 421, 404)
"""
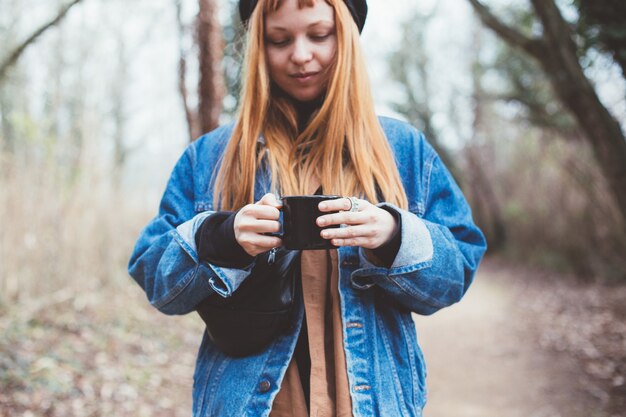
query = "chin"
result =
(289, 90, 323, 103)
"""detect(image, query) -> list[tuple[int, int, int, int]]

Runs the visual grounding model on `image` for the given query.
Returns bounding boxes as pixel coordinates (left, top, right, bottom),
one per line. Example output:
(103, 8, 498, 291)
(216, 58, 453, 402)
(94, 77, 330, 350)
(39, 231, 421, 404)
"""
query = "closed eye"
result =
(266, 38, 290, 47)
(310, 32, 333, 42)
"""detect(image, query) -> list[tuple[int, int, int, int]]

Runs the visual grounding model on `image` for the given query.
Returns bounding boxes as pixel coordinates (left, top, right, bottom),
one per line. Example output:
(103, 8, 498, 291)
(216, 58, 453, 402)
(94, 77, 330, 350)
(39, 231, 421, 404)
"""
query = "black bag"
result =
(196, 247, 301, 357)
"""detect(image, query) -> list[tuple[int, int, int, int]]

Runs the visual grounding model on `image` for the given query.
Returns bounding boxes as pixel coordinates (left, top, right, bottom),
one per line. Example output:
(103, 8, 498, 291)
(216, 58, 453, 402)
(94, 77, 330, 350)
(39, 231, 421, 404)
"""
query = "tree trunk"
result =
(111, 36, 129, 187)
(528, 0, 626, 226)
(468, 0, 626, 227)
(196, 0, 225, 138)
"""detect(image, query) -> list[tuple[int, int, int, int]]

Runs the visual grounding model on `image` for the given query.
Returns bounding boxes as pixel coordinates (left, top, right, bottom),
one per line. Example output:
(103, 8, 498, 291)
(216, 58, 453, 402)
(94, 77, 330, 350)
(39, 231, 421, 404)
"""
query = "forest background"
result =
(0, 0, 625, 416)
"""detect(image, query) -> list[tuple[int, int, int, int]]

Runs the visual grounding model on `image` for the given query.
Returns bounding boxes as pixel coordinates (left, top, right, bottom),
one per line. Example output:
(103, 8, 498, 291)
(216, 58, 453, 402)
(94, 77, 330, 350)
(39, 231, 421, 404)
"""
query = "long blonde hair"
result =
(213, 0, 408, 210)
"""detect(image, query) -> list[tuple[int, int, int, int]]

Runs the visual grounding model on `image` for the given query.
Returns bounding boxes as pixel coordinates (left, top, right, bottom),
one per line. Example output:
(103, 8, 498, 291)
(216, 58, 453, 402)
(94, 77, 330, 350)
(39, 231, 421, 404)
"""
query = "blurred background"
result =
(0, 0, 624, 416)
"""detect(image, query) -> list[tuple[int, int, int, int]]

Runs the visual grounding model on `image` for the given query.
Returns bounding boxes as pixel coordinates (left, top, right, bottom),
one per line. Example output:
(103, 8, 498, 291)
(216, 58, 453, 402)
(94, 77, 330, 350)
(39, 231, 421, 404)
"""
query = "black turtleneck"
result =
(295, 96, 324, 132)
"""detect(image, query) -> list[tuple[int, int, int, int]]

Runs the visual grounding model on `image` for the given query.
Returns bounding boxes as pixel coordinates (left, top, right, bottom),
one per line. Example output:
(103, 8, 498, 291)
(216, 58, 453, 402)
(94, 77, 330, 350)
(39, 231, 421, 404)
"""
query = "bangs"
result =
(263, 0, 320, 13)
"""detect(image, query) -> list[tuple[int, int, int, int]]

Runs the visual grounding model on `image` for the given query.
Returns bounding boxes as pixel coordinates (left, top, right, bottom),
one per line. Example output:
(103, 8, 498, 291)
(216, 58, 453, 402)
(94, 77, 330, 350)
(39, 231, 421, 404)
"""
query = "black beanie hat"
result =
(238, 0, 368, 33)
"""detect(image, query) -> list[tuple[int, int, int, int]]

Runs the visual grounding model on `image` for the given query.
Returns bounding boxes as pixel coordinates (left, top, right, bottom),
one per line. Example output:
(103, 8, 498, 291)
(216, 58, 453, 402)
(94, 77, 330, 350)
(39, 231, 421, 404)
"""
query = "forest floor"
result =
(0, 257, 625, 417)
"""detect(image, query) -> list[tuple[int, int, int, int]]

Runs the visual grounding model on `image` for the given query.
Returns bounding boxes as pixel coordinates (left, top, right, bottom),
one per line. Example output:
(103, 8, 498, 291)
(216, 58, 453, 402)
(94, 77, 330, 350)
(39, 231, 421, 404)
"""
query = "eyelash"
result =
(268, 39, 289, 47)
(311, 34, 331, 41)
(267, 33, 332, 47)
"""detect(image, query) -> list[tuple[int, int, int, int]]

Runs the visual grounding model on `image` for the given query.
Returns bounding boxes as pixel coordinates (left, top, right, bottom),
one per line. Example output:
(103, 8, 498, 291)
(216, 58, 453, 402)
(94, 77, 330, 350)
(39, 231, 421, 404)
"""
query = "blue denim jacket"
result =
(128, 117, 486, 417)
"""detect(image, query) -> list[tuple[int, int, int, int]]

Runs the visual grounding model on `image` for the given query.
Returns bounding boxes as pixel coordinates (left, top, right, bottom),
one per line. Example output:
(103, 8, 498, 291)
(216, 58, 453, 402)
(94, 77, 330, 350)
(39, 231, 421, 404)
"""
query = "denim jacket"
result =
(128, 117, 487, 417)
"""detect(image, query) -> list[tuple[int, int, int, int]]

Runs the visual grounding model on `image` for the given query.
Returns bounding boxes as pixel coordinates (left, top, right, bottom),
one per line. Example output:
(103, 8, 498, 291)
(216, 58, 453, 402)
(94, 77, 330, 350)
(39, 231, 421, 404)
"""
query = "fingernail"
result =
(318, 218, 326, 226)
(319, 202, 327, 210)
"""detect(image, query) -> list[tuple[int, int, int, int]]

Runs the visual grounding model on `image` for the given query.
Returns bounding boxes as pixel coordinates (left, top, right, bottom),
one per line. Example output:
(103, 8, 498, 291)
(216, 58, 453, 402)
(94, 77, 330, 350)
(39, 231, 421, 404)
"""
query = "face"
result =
(264, 0, 337, 102)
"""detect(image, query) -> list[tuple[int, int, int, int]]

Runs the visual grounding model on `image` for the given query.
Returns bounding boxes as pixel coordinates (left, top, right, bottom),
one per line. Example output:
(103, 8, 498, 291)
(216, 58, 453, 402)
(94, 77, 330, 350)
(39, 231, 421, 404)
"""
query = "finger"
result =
(329, 236, 376, 248)
(240, 204, 281, 220)
(317, 210, 372, 227)
(318, 197, 356, 213)
(320, 224, 375, 240)
(237, 219, 281, 234)
(256, 192, 282, 208)
(239, 234, 282, 249)
(254, 236, 283, 249)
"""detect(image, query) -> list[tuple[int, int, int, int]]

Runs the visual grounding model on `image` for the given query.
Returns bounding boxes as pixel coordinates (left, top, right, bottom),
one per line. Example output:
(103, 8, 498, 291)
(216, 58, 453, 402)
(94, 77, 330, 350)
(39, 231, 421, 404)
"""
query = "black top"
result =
(194, 210, 254, 268)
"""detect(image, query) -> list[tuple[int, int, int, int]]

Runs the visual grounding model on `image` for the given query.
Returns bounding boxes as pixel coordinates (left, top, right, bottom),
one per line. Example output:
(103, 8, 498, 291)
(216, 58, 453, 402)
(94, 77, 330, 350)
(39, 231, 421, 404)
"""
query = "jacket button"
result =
(342, 259, 358, 267)
(259, 380, 271, 393)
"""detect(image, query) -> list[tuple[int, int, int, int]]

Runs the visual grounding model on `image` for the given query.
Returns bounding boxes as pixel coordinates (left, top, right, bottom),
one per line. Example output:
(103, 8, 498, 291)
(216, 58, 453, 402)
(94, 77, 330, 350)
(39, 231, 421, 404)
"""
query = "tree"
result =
(222, 0, 247, 118)
(465, 26, 507, 251)
(174, 0, 198, 141)
(485, 5, 579, 140)
(575, 0, 626, 78)
(197, 0, 225, 136)
(0, 0, 86, 82)
(492, 47, 579, 138)
(388, 8, 456, 175)
(175, 0, 226, 141)
(467, 0, 626, 228)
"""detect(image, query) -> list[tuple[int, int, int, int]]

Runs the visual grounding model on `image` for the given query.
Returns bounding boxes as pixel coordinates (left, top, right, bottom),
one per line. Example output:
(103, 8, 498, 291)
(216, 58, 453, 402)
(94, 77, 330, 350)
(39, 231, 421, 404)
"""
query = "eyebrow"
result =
(266, 20, 334, 32)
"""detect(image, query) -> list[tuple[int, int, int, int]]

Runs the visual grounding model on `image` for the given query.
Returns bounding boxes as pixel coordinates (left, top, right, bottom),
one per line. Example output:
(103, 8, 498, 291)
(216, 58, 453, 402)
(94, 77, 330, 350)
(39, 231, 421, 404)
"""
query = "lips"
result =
(291, 71, 319, 82)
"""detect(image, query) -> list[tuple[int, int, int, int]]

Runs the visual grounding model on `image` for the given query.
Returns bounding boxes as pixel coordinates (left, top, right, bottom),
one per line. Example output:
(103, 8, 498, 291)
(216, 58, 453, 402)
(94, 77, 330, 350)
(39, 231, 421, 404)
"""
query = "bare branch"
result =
(529, 0, 582, 80)
(174, 0, 199, 141)
(466, 0, 546, 59)
(0, 0, 86, 81)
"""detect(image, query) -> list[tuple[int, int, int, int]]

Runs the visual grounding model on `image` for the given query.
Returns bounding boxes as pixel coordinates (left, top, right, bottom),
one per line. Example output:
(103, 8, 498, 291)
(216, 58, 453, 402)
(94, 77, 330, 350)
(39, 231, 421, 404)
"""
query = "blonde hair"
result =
(213, 0, 408, 210)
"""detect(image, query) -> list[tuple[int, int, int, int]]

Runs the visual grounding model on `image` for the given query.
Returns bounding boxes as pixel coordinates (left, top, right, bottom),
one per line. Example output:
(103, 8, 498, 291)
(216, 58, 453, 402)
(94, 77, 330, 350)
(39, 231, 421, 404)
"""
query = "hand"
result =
(316, 197, 397, 249)
(234, 193, 283, 257)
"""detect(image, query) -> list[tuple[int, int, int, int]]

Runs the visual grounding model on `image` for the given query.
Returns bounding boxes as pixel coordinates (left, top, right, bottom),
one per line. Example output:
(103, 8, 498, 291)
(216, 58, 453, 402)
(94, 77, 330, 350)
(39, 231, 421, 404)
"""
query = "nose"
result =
(290, 38, 313, 65)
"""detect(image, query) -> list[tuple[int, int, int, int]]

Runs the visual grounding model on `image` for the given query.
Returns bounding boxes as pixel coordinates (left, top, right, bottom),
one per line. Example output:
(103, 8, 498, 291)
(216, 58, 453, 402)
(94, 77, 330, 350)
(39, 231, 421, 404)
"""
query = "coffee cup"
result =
(276, 195, 341, 250)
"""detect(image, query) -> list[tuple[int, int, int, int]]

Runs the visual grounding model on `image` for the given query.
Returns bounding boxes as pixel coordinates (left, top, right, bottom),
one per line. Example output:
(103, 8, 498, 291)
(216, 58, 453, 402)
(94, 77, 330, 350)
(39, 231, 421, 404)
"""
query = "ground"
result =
(0, 258, 624, 416)
(416, 259, 625, 417)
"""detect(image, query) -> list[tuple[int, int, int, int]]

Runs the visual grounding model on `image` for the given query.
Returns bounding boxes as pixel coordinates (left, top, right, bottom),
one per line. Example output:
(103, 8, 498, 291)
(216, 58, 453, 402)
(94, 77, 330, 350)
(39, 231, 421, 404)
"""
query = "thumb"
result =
(256, 192, 282, 208)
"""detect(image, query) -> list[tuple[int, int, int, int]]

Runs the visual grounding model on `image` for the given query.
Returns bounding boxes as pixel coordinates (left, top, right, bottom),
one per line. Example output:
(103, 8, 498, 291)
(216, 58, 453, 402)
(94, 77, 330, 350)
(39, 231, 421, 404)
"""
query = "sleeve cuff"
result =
(352, 204, 434, 289)
(174, 211, 253, 297)
(377, 203, 433, 269)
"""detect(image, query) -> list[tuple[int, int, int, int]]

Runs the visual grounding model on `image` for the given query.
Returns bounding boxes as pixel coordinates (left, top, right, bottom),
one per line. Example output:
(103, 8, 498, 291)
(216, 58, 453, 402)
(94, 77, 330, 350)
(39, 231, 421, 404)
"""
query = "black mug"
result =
(277, 195, 341, 250)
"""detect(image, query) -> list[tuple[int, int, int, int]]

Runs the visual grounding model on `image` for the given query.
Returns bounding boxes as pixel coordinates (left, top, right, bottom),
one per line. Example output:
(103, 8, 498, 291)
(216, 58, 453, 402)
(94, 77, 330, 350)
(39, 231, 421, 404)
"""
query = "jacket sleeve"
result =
(127, 145, 255, 315)
(351, 141, 487, 316)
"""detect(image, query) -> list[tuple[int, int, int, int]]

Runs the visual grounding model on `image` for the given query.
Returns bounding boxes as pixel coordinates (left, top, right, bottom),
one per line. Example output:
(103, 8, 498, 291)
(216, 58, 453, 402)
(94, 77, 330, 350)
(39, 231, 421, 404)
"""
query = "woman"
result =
(128, 0, 487, 415)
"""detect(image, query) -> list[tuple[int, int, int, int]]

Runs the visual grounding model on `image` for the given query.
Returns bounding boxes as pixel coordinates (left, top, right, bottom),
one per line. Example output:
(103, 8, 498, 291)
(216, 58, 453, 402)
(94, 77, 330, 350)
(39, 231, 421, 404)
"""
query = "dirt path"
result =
(414, 259, 603, 417)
